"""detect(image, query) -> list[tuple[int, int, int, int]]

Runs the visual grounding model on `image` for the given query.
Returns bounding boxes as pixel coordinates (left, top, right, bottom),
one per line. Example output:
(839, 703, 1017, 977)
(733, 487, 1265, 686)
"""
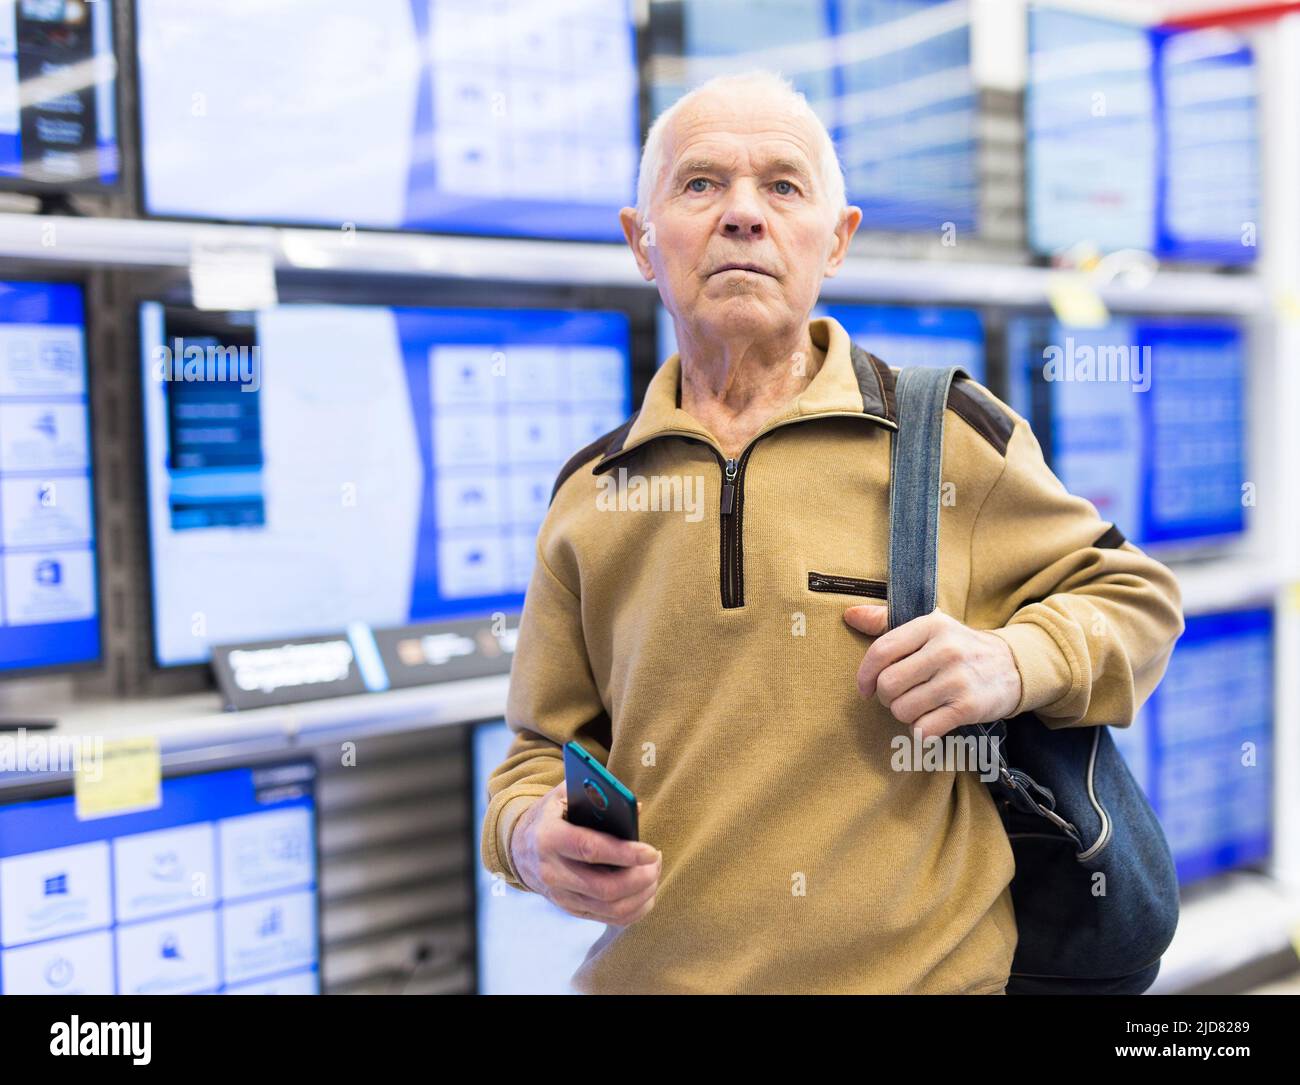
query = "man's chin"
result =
(700, 289, 778, 313)
(690, 298, 793, 339)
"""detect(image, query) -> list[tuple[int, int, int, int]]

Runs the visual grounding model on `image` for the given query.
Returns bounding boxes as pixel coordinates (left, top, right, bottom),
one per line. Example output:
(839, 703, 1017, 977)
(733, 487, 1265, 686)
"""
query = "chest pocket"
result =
(807, 570, 887, 600)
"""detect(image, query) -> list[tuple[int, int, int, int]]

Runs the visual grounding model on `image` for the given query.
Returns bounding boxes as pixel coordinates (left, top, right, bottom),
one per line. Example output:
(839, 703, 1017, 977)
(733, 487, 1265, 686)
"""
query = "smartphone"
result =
(563, 741, 638, 843)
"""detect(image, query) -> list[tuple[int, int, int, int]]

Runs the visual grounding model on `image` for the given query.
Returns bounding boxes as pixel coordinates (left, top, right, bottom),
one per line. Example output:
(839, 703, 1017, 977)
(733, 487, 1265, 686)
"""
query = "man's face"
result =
(621, 90, 861, 346)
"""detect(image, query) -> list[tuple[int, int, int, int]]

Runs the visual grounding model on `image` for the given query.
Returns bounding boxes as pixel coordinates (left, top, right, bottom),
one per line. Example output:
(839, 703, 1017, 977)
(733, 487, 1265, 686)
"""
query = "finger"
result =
(874, 640, 949, 707)
(545, 856, 658, 907)
(551, 885, 620, 923)
(843, 604, 889, 636)
(553, 872, 658, 926)
(886, 672, 963, 727)
(605, 873, 660, 927)
(558, 851, 660, 902)
(912, 701, 972, 740)
(857, 612, 941, 699)
(553, 821, 658, 869)
(549, 853, 660, 919)
(585, 861, 661, 926)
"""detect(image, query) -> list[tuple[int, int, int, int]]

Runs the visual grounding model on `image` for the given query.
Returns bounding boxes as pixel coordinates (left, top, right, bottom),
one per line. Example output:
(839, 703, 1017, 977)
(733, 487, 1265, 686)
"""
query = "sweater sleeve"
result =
(479, 540, 611, 892)
(964, 414, 1186, 730)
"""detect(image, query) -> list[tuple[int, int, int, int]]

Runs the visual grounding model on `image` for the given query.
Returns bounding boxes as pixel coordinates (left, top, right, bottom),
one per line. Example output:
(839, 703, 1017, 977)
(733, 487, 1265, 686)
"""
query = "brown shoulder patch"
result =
(549, 413, 639, 505)
(847, 344, 897, 422)
(948, 378, 1015, 456)
(1093, 524, 1127, 549)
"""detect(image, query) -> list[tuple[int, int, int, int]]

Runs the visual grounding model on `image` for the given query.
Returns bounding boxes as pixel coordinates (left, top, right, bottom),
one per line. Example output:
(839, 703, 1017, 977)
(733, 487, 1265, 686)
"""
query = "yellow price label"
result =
(75, 736, 162, 821)
(1276, 291, 1300, 321)
(1047, 274, 1110, 329)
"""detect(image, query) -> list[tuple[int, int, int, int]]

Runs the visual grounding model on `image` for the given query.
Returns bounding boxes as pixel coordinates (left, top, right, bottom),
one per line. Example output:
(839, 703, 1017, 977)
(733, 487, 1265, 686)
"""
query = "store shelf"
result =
(819, 257, 1269, 313)
(0, 211, 1271, 313)
(1169, 554, 1284, 614)
(1151, 872, 1300, 992)
(0, 675, 510, 790)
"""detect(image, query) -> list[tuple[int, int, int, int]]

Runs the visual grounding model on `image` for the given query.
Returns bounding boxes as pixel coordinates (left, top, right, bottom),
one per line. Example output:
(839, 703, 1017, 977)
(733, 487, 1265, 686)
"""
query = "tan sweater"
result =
(481, 316, 1185, 994)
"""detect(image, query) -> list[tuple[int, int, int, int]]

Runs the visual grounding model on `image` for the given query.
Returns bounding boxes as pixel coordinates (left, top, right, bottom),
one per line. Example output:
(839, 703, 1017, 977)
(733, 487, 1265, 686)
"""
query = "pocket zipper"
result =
(807, 571, 888, 599)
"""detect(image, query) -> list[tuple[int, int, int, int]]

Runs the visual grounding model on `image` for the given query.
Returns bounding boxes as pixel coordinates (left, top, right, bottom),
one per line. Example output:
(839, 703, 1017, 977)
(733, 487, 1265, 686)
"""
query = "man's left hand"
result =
(844, 606, 1022, 738)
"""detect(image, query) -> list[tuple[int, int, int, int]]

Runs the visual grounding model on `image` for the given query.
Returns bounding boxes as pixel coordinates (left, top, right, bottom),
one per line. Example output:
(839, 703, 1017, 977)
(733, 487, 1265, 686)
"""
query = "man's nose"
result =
(720, 184, 766, 238)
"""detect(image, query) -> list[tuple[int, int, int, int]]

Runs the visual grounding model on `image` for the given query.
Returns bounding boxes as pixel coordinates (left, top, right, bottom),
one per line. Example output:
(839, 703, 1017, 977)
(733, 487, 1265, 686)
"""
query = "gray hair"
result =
(635, 70, 847, 220)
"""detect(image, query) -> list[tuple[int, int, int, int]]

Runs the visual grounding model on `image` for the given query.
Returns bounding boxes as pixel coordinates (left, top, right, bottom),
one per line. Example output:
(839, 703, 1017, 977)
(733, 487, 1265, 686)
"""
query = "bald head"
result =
(636, 71, 846, 221)
(618, 69, 861, 361)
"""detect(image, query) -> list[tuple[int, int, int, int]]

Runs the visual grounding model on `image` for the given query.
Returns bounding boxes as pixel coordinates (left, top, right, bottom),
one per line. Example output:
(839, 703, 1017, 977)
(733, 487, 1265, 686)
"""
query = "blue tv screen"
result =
(1026, 8, 1158, 255)
(1006, 314, 1246, 549)
(1110, 608, 1273, 885)
(0, 279, 100, 673)
(1026, 6, 1259, 264)
(0, 0, 119, 188)
(1154, 25, 1260, 264)
(0, 759, 319, 994)
(135, 0, 637, 240)
(140, 302, 631, 666)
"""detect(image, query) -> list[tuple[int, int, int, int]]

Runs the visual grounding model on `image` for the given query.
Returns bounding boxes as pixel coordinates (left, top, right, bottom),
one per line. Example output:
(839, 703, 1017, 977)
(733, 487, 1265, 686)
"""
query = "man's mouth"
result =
(709, 263, 775, 278)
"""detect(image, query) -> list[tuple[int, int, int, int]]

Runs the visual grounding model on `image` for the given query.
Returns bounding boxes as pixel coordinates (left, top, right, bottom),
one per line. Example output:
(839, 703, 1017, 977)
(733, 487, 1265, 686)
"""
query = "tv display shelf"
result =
(0, 674, 510, 790)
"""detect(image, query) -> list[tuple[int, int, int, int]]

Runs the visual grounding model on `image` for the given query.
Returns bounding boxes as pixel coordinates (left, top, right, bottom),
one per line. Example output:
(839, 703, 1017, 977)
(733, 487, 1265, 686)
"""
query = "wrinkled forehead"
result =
(658, 90, 824, 187)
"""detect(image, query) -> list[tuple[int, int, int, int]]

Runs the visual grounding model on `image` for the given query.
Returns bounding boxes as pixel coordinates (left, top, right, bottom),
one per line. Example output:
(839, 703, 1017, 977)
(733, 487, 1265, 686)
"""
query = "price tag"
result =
(75, 737, 162, 821)
(1047, 273, 1110, 328)
(189, 234, 278, 311)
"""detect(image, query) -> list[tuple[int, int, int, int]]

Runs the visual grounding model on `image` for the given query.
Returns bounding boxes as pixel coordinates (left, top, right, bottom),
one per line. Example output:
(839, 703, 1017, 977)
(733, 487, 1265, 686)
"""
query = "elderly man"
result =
(480, 71, 1184, 994)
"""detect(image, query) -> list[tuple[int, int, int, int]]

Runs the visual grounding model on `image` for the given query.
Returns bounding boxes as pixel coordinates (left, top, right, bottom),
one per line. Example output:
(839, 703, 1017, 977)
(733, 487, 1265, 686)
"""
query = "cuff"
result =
(482, 792, 547, 891)
(988, 620, 1073, 716)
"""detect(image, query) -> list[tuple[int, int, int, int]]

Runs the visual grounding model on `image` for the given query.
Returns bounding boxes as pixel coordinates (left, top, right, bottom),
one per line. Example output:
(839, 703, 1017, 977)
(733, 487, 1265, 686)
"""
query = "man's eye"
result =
(687, 178, 712, 193)
(773, 180, 797, 196)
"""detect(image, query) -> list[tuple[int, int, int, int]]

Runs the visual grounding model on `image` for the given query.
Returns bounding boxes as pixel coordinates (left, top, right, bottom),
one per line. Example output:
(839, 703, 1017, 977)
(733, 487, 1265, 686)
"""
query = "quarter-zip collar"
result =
(593, 316, 898, 474)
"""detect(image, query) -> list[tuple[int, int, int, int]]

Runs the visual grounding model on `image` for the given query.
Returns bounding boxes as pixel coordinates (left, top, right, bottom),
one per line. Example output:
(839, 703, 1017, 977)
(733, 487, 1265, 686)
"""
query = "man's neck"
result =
(676, 324, 825, 459)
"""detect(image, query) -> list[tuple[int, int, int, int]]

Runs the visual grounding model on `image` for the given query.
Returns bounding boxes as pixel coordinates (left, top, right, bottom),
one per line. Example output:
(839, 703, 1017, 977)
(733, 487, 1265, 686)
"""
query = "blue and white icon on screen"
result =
(258, 906, 282, 938)
(151, 851, 183, 883)
(45, 956, 75, 990)
(268, 828, 305, 865)
(40, 338, 77, 373)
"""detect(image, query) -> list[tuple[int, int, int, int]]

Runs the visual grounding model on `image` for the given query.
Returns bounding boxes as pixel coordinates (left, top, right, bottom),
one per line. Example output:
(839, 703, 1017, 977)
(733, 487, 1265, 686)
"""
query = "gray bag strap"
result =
(887, 365, 969, 630)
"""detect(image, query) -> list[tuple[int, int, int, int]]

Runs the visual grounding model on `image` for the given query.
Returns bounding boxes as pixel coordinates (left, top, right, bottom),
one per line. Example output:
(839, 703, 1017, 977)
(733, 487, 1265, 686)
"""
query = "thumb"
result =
(843, 604, 889, 636)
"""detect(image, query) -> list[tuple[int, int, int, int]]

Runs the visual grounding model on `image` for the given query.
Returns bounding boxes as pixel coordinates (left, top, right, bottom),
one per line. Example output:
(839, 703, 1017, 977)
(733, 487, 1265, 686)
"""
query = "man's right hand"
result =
(508, 783, 661, 926)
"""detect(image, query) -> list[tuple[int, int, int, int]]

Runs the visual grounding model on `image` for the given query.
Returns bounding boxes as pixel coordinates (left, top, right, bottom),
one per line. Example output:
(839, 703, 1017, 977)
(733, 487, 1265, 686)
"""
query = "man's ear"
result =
(823, 205, 863, 277)
(619, 207, 657, 282)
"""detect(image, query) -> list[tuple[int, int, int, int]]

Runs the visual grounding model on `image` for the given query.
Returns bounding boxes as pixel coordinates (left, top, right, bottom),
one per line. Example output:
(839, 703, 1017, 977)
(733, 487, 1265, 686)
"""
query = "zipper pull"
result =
(721, 458, 738, 515)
